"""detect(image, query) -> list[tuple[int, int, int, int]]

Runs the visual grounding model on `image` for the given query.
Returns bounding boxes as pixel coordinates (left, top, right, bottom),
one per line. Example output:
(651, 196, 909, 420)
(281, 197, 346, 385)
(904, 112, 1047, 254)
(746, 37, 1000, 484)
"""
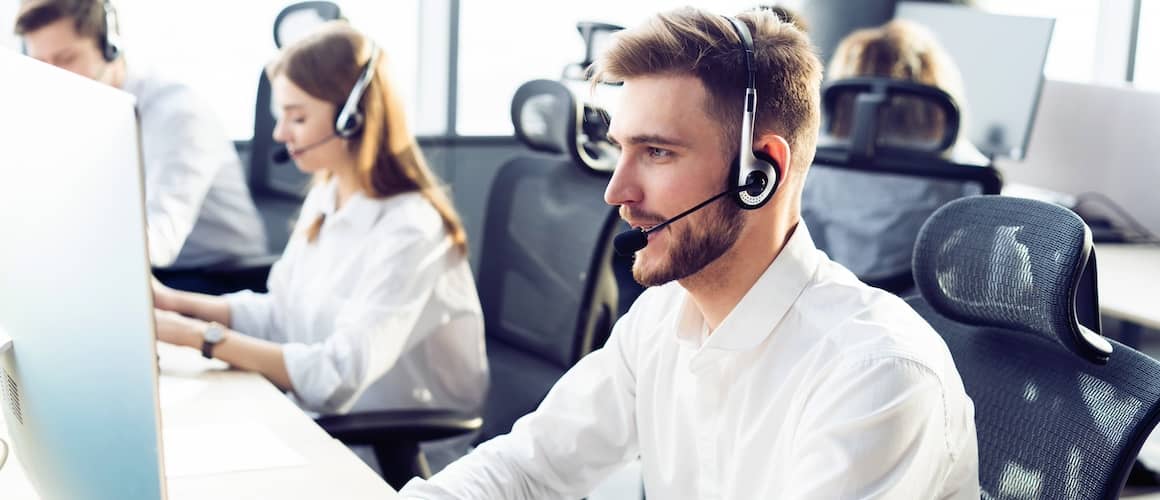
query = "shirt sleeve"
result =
(222, 232, 299, 341)
(399, 307, 643, 500)
(140, 90, 230, 268)
(279, 225, 467, 414)
(785, 355, 969, 499)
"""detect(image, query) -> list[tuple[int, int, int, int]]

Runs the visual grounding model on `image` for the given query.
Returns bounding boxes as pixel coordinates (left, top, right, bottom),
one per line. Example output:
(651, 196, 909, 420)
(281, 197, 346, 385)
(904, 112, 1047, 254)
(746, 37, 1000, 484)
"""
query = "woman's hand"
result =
(153, 309, 203, 348)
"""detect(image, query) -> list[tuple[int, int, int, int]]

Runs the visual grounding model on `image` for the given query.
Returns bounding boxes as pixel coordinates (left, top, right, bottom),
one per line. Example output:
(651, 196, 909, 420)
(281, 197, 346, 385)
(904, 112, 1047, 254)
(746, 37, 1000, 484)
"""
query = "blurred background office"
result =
(4, 0, 1160, 496)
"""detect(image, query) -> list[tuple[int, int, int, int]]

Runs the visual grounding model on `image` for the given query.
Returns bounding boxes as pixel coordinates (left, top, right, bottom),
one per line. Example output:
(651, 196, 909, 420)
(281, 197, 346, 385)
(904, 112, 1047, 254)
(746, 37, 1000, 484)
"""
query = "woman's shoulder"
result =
(371, 191, 445, 239)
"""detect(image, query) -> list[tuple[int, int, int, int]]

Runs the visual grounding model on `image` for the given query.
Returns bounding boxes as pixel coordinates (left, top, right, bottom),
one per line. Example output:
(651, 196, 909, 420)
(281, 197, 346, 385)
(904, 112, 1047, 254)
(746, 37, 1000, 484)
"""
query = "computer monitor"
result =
(0, 50, 167, 499)
(896, 2, 1054, 160)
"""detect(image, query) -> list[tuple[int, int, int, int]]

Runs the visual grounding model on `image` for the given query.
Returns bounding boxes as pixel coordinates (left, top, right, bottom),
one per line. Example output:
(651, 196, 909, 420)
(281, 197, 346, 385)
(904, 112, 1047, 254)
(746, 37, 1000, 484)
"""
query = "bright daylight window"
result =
(973, 0, 1102, 83)
(455, 0, 791, 136)
(1132, 0, 1160, 90)
(2, 1, 421, 140)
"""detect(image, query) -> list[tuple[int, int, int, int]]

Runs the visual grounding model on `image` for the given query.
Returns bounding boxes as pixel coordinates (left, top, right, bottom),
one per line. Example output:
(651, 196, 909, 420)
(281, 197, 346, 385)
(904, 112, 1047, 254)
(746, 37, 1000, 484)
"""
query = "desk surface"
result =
(0, 345, 399, 500)
(1097, 244, 1160, 331)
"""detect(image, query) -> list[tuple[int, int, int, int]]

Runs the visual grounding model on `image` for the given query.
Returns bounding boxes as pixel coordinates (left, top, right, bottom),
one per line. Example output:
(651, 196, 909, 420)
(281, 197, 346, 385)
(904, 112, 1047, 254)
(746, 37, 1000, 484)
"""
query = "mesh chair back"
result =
(476, 80, 621, 440)
(908, 195, 1160, 499)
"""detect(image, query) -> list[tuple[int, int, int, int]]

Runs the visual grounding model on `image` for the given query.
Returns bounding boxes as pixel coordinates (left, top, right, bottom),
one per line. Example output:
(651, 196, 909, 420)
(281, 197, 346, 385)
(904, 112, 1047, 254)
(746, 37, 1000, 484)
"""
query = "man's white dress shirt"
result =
(402, 224, 977, 499)
(123, 60, 267, 268)
(226, 180, 487, 415)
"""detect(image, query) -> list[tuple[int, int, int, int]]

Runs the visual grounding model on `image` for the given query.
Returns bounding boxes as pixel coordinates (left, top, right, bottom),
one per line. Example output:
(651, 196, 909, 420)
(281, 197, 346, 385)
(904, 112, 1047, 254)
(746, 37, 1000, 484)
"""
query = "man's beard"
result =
(630, 198, 744, 287)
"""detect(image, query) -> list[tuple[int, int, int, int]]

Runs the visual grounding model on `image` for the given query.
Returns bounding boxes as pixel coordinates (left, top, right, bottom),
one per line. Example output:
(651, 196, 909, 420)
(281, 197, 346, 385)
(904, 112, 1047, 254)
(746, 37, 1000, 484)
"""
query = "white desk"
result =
(1097, 244, 1160, 331)
(0, 345, 399, 500)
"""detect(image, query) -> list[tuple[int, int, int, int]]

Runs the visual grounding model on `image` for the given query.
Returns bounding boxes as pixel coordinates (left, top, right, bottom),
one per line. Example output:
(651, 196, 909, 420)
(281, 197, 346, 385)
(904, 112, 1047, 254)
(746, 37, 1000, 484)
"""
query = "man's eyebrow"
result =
(607, 133, 690, 148)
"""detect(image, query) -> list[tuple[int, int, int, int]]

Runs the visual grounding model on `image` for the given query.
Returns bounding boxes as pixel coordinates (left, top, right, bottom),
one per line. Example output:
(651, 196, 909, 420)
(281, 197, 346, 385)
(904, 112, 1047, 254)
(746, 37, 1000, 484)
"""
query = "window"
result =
(0, 0, 18, 52)
(973, 0, 1109, 83)
(5, 1, 423, 140)
(455, 0, 789, 136)
(1133, 0, 1160, 89)
(118, 1, 422, 139)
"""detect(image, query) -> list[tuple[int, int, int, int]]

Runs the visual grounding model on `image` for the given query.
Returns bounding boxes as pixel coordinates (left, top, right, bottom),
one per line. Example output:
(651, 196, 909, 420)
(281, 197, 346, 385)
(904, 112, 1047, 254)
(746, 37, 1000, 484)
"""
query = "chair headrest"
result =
(273, 1, 342, 49)
(510, 79, 617, 173)
(822, 77, 961, 160)
(913, 195, 1112, 363)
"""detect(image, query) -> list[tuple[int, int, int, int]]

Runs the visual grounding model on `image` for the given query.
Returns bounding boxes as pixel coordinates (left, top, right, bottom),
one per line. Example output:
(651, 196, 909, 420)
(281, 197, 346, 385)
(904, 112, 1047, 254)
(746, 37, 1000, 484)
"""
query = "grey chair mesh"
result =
(913, 196, 1105, 360)
(475, 80, 623, 441)
(907, 195, 1160, 499)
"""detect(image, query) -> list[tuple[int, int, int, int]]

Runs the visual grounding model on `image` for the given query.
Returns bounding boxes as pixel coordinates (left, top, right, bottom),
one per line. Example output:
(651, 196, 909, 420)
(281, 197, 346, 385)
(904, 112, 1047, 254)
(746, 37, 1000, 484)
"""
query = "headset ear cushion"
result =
(337, 112, 364, 137)
(754, 150, 781, 195)
(733, 151, 781, 209)
(103, 40, 119, 62)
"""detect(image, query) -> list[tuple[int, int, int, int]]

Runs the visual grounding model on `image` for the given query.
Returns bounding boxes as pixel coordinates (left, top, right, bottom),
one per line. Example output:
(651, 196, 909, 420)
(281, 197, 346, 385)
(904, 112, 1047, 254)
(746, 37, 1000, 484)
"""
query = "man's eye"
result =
(648, 147, 672, 159)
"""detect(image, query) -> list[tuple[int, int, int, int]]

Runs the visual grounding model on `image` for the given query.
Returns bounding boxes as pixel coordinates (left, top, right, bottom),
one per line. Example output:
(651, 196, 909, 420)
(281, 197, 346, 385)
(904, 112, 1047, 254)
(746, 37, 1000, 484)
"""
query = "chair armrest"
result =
(315, 409, 482, 446)
(205, 253, 281, 272)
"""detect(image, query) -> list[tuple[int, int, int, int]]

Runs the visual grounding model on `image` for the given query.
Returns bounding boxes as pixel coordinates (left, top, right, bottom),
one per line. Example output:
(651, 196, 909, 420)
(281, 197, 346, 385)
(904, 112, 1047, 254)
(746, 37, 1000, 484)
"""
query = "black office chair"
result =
(474, 79, 624, 442)
(561, 21, 624, 81)
(247, 2, 340, 256)
(161, 2, 341, 296)
(906, 195, 1160, 499)
(805, 77, 1003, 294)
(315, 80, 627, 488)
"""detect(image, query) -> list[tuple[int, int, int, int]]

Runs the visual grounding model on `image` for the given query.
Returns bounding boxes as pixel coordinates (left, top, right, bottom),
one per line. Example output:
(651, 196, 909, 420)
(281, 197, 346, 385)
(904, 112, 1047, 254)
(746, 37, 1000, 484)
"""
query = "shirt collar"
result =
(672, 223, 822, 354)
(311, 178, 384, 235)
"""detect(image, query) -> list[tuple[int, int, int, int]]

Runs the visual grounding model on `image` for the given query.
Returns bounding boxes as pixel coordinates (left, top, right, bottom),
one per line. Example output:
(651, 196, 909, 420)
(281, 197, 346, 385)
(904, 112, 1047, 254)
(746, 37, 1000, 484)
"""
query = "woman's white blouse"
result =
(226, 180, 487, 415)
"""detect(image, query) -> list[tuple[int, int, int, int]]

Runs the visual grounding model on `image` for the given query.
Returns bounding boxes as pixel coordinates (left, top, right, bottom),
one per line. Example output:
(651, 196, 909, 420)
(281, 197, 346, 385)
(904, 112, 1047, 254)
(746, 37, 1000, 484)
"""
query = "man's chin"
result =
(632, 254, 679, 287)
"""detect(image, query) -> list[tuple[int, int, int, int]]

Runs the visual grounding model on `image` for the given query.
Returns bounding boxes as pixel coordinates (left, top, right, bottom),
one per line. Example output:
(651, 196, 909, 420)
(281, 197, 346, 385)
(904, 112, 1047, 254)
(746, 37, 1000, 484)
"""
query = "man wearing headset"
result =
(402, 7, 977, 499)
(15, 0, 266, 288)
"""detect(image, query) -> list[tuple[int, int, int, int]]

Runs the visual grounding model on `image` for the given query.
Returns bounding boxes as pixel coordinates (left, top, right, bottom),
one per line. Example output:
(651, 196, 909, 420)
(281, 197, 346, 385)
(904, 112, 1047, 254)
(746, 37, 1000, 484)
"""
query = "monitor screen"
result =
(0, 50, 166, 500)
(896, 2, 1054, 160)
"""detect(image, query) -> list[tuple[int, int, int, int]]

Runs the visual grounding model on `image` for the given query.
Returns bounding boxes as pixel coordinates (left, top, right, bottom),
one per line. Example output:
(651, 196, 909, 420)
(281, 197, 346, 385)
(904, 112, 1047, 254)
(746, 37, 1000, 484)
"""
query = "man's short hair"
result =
(755, 4, 810, 33)
(14, 0, 107, 41)
(591, 7, 823, 177)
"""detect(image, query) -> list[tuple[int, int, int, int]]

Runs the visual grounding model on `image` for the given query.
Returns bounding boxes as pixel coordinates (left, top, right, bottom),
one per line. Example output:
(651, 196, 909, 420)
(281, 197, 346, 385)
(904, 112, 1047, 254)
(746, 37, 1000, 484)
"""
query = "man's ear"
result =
(755, 133, 791, 185)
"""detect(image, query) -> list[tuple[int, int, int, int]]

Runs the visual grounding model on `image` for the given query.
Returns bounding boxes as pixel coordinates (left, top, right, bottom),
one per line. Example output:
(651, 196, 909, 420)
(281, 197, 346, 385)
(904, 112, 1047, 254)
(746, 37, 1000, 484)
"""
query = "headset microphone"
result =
(270, 134, 339, 164)
(613, 178, 764, 256)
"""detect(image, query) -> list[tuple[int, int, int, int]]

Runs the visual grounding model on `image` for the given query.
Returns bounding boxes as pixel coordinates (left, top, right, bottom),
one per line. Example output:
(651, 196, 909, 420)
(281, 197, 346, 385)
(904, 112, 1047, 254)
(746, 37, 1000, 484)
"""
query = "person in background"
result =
(401, 7, 977, 499)
(801, 19, 989, 293)
(149, 21, 487, 470)
(15, 0, 268, 290)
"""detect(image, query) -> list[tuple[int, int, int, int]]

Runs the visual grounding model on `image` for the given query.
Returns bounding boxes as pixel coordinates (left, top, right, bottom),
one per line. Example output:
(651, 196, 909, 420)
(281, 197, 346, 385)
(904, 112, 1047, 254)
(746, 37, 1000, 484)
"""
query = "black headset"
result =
(334, 41, 379, 138)
(99, 0, 121, 62)
(724, 16, 780, 210)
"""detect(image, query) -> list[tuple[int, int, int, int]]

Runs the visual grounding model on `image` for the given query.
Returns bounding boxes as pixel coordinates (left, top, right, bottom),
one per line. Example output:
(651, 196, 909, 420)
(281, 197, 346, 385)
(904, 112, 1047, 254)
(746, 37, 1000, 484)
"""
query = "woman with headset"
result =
(150, 21, 487, 429)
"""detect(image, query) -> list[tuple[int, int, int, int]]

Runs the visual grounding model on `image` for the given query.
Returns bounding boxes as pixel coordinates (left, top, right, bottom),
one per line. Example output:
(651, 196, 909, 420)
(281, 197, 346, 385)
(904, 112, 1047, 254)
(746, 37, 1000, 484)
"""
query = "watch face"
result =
(204, 323, 225, 343)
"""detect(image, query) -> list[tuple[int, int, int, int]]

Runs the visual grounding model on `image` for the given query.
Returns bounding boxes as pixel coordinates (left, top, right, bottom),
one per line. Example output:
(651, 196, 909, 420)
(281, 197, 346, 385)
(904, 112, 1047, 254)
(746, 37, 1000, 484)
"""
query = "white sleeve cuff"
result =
(224, 290, 275, 341)
(283, 341, 351, 413)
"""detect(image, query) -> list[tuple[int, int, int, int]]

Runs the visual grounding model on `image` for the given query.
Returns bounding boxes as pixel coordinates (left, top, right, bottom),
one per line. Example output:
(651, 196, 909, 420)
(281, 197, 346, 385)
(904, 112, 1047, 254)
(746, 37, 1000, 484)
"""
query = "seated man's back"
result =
(126, 62, 267, 269)
(14, 0, 266, 270)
